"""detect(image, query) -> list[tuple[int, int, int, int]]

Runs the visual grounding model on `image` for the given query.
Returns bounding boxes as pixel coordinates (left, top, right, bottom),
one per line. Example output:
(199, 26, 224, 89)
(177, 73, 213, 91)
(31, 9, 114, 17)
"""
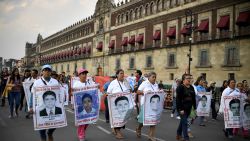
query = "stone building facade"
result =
(24, 0, 250, 85)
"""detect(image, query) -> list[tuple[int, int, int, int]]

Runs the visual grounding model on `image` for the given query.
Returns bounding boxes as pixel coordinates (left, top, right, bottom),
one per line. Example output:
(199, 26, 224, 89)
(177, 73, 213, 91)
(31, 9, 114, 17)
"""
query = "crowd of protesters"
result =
(0, 65, 250, 141)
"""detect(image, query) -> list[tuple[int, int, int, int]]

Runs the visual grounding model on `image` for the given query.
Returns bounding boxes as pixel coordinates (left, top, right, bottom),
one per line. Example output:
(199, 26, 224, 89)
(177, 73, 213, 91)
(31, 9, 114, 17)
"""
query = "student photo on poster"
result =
(74, 89, 99, 120)
(114, 96, 131, 120)
(149, 94, 161, 115)
(229, 98, 240, 117)
(39, 91, 62, 117)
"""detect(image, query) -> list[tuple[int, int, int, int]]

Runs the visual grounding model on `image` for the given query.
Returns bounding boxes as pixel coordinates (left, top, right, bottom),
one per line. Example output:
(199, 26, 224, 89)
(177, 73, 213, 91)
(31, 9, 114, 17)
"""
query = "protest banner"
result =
(241, 95, 250, 129)
(197, 91, 212, 116)
(33, 86, 67, 130)
(143, 91, 165, 125)
(223, 95, 241, 128)
(73, 85, 99, 126)
(108, 92, 134, 128)
(22, 81, 33, 111)
(61, 84, 69, 106)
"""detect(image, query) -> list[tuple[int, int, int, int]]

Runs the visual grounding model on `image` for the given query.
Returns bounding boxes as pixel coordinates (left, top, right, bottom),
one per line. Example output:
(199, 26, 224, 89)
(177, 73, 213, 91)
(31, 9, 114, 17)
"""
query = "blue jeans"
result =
(177, 113, 189, 140)
(39, 128, 56, 140)
(9, 92, 21, 116)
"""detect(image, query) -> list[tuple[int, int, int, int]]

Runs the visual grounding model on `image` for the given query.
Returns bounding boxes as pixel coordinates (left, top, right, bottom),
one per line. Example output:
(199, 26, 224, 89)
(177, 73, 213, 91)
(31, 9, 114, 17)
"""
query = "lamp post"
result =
(185, 9, 194, 74)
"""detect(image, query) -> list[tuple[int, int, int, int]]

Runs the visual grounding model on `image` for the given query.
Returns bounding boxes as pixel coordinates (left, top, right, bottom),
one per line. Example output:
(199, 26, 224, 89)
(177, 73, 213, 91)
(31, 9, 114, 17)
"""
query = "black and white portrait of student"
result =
(114, 96, 130, 120)
(40, 91, 62, 117)
(229, 98, 240, 117)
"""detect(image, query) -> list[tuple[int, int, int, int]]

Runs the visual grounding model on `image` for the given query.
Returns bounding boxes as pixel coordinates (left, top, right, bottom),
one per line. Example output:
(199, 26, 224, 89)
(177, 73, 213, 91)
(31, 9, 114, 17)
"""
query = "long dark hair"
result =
(10, 68, 20, 82)
(194, 76, 204, 86)
(221, 80, 228, 88)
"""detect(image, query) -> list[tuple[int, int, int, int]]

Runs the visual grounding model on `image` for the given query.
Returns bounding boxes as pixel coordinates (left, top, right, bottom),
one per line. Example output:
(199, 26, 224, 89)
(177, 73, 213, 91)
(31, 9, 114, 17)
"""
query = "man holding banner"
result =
(29, 64, 67, 141)
(135, 72, 164, 141)
(219, 79, 241, 139)
(72, 68, 100, 141)
(107, 69, 133, 139)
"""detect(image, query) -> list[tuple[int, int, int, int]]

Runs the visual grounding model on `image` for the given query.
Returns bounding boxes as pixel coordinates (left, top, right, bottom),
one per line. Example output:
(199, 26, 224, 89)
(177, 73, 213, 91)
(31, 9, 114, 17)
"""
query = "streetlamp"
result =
(185, 9, 194, 74)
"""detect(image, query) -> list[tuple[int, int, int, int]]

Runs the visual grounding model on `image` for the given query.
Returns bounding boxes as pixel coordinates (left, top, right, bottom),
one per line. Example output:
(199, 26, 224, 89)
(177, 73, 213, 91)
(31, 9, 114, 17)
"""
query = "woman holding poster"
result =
(107, 69, 132, 139)
(233, 82, 249, 138)
(194, 76, 207, 126)
(73, 68, 98, 141)
(219, 79, 240, 139)
(135, 72, 160, 141)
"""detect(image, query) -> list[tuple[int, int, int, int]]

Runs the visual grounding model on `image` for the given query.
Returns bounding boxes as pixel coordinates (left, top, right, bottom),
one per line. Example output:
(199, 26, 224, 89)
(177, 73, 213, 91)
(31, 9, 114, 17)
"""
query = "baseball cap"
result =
(210, 81, 216, 84)
(42, 64, 52, 71)
(78, 68, 88, 74)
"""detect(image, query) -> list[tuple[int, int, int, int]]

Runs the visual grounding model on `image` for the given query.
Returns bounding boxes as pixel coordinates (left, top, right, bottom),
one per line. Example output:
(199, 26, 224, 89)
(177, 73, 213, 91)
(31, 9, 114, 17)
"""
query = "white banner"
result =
(33, 86, 67, 130)
(108, 92, 134, 128)
(22, 81, 33, 111)
(197, 91, 212, 117)
(223, 95, 241, 128)
(61, 84, 69, 106)
(73, 85, 99, 126)
(143, 91, 165, 125)
(242, 96, 250, 129)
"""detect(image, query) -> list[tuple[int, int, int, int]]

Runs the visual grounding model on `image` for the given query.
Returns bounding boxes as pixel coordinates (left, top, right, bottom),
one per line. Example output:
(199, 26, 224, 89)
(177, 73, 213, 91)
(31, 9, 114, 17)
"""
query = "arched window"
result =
(130, 10, 133, 21)
(139, 6, 143, 17)
(121, 14, 124, 23)
(117, 15, 120, 24)
(150, 2, 154, 14)
(125, 12, 129, 22)
(135, 8, 138, 19)
(157, 0, 161, 12)
(145, 4, 149, 16)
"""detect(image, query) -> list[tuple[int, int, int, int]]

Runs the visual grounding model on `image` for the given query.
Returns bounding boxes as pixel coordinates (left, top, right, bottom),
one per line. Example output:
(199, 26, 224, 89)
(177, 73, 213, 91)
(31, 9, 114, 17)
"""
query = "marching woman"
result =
(219, 79, 240, 139)
(194, 76, 206, 126)
(107, 69, 131, 139)
(233, 82, 249, 138)
(6, 68, 22, 118)
(135, 72, 160, 141)
(29, 65, 61, 141)
(72, 68, 97, 141)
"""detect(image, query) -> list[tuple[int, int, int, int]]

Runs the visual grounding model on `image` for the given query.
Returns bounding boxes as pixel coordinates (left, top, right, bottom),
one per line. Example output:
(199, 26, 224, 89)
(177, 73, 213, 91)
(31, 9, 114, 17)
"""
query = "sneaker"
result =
(171, 113, 174, 118)
(8, 115, 14, 119)
(228, 135, 233, 139)
(176, 116, 181, 120)
(79, 139, 85, 141)
(188, 132, 194, 138)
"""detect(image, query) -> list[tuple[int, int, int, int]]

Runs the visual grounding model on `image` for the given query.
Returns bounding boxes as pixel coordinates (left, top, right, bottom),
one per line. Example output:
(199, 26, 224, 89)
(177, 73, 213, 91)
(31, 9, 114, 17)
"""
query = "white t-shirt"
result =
(138, 80, 159, 105)
(31, 77, 60, 94)
(219, 87, 240, 113)
(107, 79, 131, 94)
(73, 80, 96, 88)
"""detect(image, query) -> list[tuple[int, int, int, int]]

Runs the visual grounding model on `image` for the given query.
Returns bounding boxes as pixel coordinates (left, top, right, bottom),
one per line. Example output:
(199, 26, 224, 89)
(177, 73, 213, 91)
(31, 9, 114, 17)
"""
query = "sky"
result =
(0, 0, 120, 60)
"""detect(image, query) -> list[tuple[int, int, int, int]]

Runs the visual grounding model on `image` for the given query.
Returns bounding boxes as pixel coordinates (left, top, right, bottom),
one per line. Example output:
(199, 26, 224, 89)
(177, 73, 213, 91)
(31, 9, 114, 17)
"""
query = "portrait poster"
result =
(73, 85, 99, 126)
(143, 91, 165, 126)
(241, 95, 250, 129)
(197, 91, 212, 116)
(61, 84, 69, 106)
(108, 92, 134, 128)
(22, 81, 33, 111)
(33, 86, 67, 130)
(223, 95, 241, 128)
